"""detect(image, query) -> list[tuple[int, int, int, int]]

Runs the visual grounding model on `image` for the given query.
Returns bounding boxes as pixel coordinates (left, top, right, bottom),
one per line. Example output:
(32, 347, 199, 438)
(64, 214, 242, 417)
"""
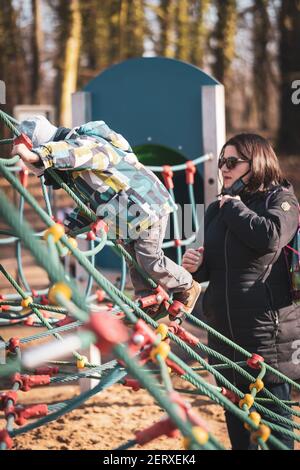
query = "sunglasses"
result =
(218, 156, 251, 170)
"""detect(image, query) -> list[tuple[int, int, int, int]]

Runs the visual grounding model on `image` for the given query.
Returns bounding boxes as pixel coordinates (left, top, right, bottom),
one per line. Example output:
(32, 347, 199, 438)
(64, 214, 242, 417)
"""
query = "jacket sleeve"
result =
(221, 190, 299, 255)
(32, 137, 121, 172)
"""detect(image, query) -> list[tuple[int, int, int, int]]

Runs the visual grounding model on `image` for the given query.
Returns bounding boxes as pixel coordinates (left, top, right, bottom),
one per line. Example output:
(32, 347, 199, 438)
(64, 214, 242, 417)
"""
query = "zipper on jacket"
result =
(224, 229, 237, 385)
(273, 309, 279, 338)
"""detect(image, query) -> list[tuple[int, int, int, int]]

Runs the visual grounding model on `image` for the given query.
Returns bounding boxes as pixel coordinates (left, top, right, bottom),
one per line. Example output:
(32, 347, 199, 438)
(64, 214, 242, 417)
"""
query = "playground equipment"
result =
(72, 57, 224, 281)
(0, 61, 300, 449)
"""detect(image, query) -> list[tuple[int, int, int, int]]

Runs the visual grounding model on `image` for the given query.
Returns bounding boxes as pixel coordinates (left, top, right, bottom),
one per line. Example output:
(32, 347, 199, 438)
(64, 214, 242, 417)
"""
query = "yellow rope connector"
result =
(249, 379, 264, 393)
(21, 296, 33, 308)
(44, 223, 65, 243)
(244, 411, 261, 431)
(76, 355, 88, 369)
(48, 282, 72, 305)
(183, 426, 209, 449)
(155, 323, 169, 340)
(239, 394, 254, 409)
(250, 424, 271, 444)
(150, 342, 170, 363)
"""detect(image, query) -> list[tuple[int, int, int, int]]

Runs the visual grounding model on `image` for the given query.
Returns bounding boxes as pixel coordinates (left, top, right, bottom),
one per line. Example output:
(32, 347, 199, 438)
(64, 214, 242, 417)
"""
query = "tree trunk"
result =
(56, 0, 82, 127)
(190, 0, 211, 68)
(212, 0, 237, 130)
(212, 0, 237, 85)
(0, 1, 27, 109)
(79, 0, 111, 84)
(253, 0, 270, 131)
(175, 0, 190, 62)
(157, 0, 176, 58)
(31, 0, 44, 103)
(121, 0, 145, 59)
(278, 0, 300, 154)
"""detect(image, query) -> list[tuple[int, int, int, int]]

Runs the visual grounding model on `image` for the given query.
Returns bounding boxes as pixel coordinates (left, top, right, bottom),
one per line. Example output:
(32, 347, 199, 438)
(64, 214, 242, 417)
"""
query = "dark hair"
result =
(219, 133, 284, 192)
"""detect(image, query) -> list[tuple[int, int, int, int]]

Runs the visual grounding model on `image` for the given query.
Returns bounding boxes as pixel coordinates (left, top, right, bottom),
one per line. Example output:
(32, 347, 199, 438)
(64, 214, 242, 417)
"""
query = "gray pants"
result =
(123, 215, 193, 296)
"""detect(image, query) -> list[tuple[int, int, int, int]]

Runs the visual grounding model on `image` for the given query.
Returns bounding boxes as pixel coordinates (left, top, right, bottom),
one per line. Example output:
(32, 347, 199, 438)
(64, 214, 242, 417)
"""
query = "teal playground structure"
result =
(72, 57, 225, 269)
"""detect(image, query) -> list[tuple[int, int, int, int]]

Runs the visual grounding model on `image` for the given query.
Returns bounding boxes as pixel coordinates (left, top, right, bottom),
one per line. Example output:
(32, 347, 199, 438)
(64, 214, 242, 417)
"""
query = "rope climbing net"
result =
(0, 109, 299, 451)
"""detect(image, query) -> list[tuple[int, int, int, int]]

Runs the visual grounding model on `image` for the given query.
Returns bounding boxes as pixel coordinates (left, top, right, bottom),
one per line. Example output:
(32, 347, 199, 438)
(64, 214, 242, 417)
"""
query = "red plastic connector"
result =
(41, 295, 49, 305)
(86, 230, 96, 241)
(167, 301, 187, 323)
(162, 165, 174, 190)
(88, 311, 129, 354)
(128, 319, 157, 356)
(4, 405, 16, 419)
(90, 219, 109, 235)
(7, 337, 20, 353)
(19, 167, 29, 188)
(155, 286, 170, 303)
(0, 429, 13, 449)
(185, 161, 196, 185)
(138, 294, 158, 309)
(165, 358, 185, 376)
(12, 373, 51, 392)
(1, 305, 10, 312)
(135, 417, 179, 445)
(123, 378, 141, 392)
(138, 286, 170, 309)
(168, 322, 199, 347)
(15, 404, 48, 426)
(14, 133, 33, 149)
(56, 316, 75, 327)
(0, 391, 18, 410)
(174, 239, 182, 247)
(246, 353, 264, 370)
(221, 387, 239, 404)
(96, 289, 105, 303)
(34, 366, 59, 376)
(24, 316, 34, 326)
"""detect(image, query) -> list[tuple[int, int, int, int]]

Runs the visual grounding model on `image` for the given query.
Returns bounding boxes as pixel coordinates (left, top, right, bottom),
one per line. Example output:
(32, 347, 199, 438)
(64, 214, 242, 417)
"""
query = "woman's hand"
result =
(182, 247, 204, 273)
(11, 144, 40, 164)
(219, 194, 241, 208)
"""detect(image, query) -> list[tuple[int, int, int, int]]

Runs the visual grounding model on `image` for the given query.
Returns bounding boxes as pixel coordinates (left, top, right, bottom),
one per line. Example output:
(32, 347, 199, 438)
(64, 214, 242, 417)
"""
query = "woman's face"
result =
(220, 145, 252, 189)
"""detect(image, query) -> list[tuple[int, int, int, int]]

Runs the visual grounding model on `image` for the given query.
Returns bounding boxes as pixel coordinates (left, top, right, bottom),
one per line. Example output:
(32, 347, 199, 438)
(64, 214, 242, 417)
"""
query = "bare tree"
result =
(175, 0, 190, 62)
(54, 0, 82, 127)
(212, 0, 237, 129)
(212, 0, 237, 85)
(31, 0, 44, 103)
(252, 0, 270, 130)
(156, 0, 176, 57)
(190, 0, 211, 68)
(0, 0, 28, 144)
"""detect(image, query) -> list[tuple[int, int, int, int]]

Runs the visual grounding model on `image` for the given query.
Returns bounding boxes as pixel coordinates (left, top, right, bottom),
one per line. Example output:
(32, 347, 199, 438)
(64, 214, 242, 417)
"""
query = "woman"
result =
(182, 133, 300, 450)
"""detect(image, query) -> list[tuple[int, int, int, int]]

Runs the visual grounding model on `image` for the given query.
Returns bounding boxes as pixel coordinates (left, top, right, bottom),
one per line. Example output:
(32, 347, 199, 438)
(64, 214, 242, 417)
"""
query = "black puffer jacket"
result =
(195, 180, 300, 384)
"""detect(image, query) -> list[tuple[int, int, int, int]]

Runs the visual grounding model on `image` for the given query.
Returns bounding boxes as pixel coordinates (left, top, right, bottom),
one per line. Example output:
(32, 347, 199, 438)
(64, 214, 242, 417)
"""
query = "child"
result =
(11, 116, 201, 318)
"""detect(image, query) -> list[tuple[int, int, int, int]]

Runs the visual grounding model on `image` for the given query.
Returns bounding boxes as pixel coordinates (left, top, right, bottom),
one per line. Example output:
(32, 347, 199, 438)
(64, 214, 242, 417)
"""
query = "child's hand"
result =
(11, 144, 40, 164)
(182, 247, 204, 273)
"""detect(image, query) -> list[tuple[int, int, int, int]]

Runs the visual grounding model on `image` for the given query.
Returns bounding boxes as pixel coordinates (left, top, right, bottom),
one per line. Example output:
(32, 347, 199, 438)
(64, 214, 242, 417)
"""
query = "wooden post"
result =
(202, 84, 226, 208)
